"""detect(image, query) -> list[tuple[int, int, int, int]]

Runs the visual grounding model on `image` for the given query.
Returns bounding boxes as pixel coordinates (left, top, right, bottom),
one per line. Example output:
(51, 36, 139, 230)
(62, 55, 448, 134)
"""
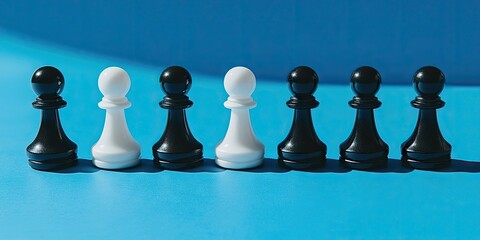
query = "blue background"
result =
(1, 1, 480, 239)
(0, 0, 479, 85)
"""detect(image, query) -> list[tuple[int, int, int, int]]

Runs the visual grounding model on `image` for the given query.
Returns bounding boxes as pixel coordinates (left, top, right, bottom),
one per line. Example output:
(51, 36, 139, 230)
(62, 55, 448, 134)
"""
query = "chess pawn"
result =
(339, 66, 389, 169)
(215, 66, 264, 169)
(26, 66, 78, 170)
(92, 67, 140, 169)
(401, 66, 451, 169)
(278, 66, 326, 169)
(152, 66, 203, 170)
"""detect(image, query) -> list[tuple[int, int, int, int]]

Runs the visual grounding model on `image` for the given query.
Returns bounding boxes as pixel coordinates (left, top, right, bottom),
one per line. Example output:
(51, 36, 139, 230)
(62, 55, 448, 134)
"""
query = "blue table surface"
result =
(1, 32, 480, 239)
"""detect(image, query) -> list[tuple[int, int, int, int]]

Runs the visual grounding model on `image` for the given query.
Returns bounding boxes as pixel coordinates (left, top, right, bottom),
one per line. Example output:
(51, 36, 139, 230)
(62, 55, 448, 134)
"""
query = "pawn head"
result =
(224, 66, 256, 98)
(31, 66, 64, 97)
(98, 67, 131, 98)
(413, 66, 445, 99)
(350, 66, 381, 97)
(160, 66, 192, 96)
(288, 66, 318, 96)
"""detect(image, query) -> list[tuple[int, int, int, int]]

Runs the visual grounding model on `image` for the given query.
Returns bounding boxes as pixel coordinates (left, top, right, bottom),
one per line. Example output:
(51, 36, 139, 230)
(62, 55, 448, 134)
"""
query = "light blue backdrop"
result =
(0, 0, 479, 85)
(0, 31, 479, 240)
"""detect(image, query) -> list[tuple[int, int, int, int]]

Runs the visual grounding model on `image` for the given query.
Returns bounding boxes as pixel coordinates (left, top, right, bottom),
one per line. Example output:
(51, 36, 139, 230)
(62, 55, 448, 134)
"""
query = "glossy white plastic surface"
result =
(215, 66, 265, 169)
(92, 67, 141, 169)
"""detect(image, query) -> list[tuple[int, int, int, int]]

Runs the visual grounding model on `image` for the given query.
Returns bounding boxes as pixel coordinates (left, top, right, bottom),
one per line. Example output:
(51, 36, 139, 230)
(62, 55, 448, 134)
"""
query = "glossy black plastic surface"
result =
(26, 66, 77, 171)
(340, 66, 389, 169)
(278, 66, 326, 170)
(153, 66, 203, 170)
(402, 66, 451, 169)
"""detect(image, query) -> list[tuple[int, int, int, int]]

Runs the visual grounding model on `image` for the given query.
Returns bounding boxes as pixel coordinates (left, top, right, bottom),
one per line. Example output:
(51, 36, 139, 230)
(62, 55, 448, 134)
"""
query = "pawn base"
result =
(216, 157, 263, 170)
(402, 155, 451, 170)
(153, 149, 203, 170)
(28, 153, 77, 171)
(215, 144, 264, 170)
(93, 158, 140, 170)
(278, 156, 325, 170)
(340, 157, 387, 170)
(154, 157, 203, 170)
(92, 146, 141, 170)
(278, 149, 326, 170)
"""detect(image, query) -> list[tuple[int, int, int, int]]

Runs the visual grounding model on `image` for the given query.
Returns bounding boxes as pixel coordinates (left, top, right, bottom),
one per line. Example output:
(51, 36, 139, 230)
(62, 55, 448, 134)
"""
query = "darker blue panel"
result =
(0, 0, 478, 85)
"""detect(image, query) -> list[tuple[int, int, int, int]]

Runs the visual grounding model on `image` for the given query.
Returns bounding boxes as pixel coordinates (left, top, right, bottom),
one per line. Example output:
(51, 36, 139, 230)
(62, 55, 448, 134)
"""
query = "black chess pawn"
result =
(401, 66, 451, 169)
(152, 66, 203, 170)
(26, 66, 78, 171)
(277, 66, 327, 170)
(339, 66, 389, 170)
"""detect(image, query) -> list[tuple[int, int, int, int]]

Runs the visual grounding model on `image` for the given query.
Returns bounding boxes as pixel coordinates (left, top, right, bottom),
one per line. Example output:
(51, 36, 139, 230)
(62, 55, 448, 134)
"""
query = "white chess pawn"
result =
(92, 67, 141, 169)
(215, 66, 265, 169)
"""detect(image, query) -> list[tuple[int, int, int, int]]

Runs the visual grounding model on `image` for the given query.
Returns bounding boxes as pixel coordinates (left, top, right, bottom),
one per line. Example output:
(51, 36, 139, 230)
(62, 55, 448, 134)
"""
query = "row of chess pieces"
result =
(26, 65, 451, 172)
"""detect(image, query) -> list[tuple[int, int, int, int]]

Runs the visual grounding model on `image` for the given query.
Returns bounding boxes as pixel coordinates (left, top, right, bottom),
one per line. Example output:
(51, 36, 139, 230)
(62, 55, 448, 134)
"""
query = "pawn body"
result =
(152, 109, 203, 170)
(401, 66, 451, 169)
(216, 108, 265, 169)
(340, 66, 388, 169)
(278, 66, 326, 170)
(92, 67, 140, 169)
(215, 67, 264, 169)
(340, 109, 389, 169)
(152, 66, 203, 170)
(27, 66, 77, 171)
